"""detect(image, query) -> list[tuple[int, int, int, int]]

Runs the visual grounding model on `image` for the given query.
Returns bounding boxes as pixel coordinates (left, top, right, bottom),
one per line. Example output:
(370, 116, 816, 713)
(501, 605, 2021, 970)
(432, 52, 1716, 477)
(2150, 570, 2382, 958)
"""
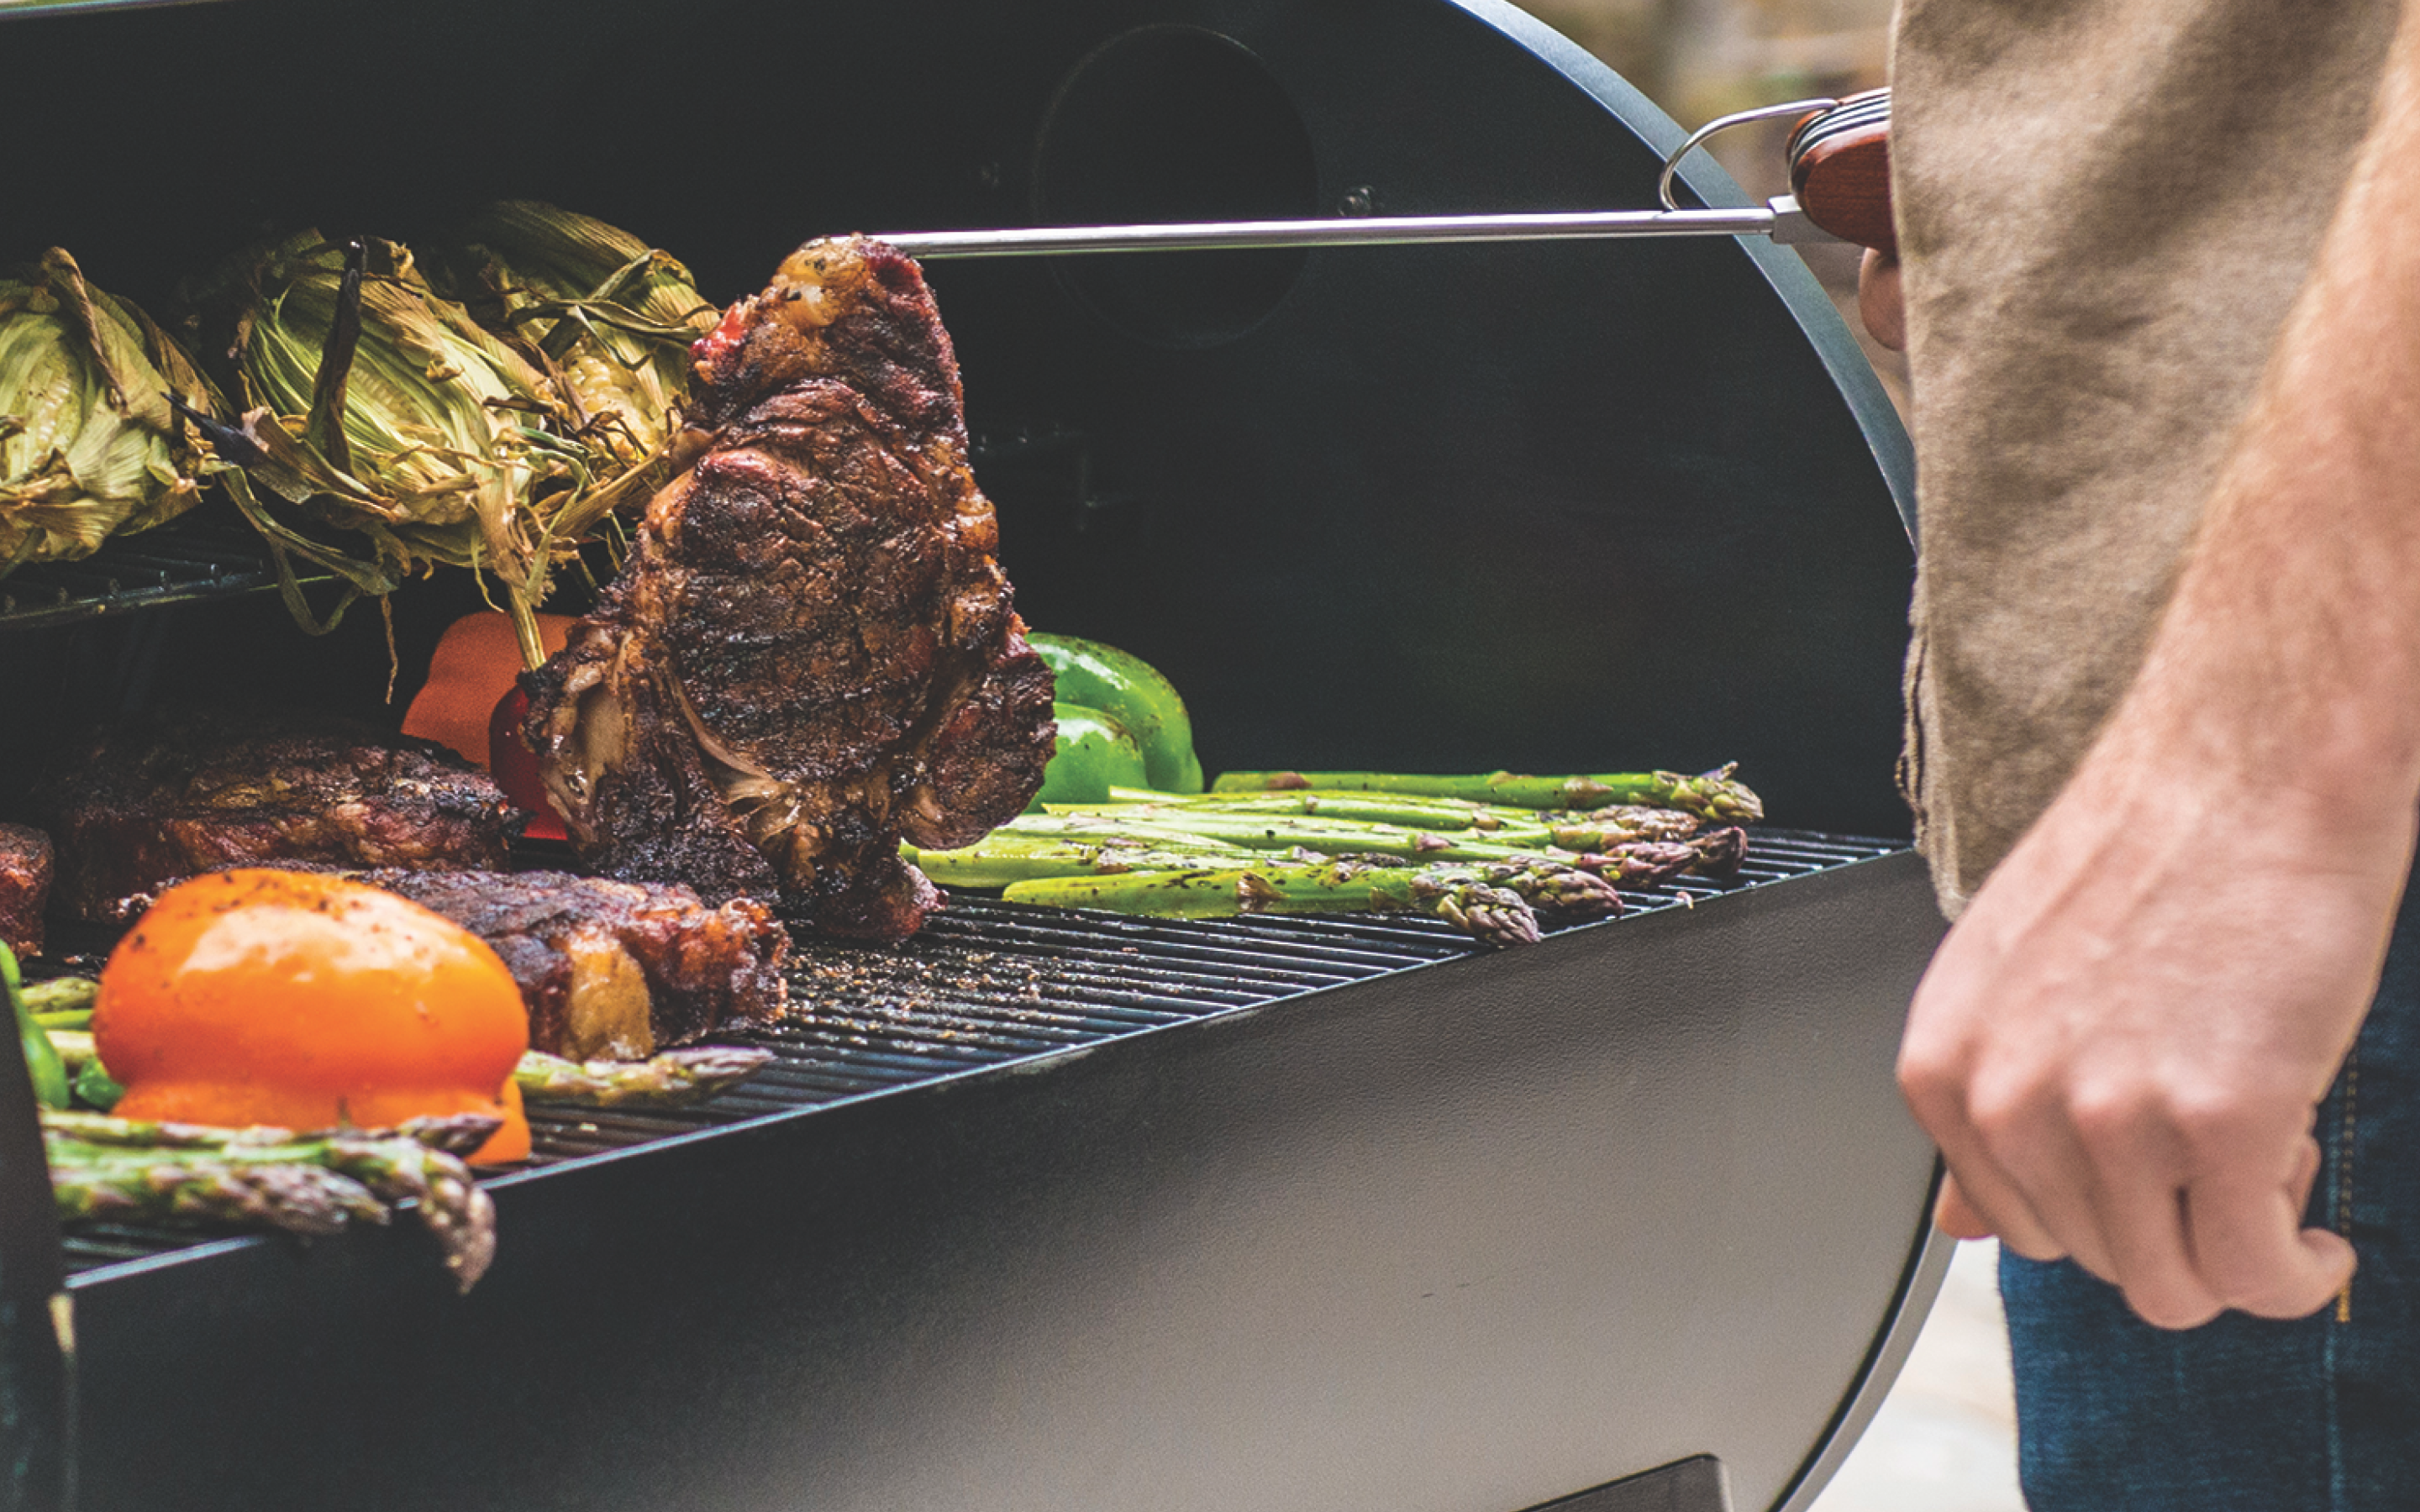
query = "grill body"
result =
(0, 2, 1941, 1509)
(72, 852, 1940, 1512)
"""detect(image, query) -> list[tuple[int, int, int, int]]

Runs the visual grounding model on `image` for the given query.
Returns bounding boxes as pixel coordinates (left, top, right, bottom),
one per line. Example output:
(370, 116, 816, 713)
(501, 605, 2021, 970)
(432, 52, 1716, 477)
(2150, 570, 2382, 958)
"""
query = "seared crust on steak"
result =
(525, 237, 1055, 940)
(0, 824, 51, 959)
(38, 710, 521, 921)
(352, 869, 787, 1059)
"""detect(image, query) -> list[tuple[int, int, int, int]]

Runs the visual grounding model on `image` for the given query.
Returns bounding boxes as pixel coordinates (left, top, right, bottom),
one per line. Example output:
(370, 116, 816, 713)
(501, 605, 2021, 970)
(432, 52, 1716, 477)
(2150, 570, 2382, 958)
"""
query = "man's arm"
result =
(1891, 2, 2420, 1328)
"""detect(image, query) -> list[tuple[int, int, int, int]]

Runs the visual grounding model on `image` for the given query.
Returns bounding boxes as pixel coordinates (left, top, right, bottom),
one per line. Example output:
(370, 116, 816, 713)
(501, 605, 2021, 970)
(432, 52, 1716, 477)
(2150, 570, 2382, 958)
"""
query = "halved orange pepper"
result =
(96, 869, 531, 1163)
(400, 610, 575, 841)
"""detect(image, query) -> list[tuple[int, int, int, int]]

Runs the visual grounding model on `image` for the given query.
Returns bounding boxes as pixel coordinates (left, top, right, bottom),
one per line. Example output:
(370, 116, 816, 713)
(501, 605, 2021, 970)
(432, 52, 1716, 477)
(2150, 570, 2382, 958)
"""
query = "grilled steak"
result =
(39, 710, 521, 922)
(524, 237, 1055, 940)
(0, 823, 51, 959)
(350, 869, 787, 1059)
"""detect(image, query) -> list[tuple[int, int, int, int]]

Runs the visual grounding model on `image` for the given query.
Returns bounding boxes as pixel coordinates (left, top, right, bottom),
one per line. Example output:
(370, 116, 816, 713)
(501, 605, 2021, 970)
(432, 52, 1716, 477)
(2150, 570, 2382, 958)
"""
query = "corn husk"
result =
(200, 232, 634, 654)
(0, 249, 221, 574)
(434, 201, 718, 470)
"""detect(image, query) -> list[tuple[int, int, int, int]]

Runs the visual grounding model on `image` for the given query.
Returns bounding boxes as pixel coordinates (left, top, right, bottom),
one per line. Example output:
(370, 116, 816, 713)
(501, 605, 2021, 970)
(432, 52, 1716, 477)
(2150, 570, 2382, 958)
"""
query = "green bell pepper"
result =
(1036, 702, 1152, 806)
(1028, 633, 1205, 794)
(0, 944, 69, 1110)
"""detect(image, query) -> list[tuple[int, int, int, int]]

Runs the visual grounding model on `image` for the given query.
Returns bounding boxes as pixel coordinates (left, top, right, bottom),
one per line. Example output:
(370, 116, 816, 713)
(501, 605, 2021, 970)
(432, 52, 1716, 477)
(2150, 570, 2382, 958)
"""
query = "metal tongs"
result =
(877, 90, 1894, 261)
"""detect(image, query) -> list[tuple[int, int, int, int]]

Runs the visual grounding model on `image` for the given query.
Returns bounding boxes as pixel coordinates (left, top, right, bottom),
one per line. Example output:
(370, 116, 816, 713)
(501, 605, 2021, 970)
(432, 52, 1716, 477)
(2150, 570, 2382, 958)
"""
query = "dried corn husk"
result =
(432, 203, 718, 557)
(0, 249, 220, 574)
(437, 202, 716, 457)
(202, 232, 635, 655)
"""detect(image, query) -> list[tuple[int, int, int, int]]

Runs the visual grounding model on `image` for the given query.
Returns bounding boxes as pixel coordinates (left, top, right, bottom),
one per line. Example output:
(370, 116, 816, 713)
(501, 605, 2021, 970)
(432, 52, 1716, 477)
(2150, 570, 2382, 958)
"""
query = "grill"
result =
(1, 2, 1944, 1510)
(53, 829, 1894, 1274)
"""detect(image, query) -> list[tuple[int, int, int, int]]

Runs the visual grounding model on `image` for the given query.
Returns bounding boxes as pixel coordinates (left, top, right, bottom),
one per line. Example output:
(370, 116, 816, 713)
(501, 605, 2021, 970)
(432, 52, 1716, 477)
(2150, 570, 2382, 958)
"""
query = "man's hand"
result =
(1898, 1, 2420, 1328)
(1900, 736, 2396, 1326)
(1858, 249, 1905, 352)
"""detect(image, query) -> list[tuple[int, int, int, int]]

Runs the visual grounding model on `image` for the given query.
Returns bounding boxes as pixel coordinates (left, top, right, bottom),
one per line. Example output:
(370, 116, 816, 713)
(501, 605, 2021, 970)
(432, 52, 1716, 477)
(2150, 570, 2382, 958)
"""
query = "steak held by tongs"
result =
(524, 237, 1056, 941)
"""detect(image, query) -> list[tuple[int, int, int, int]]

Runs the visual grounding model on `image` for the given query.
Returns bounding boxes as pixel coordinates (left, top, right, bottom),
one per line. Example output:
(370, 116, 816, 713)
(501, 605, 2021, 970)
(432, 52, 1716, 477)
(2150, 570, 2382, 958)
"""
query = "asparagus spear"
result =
(1453, 859, 1626, 923)
(979, 811, 1747, 889)
(321, 1134, 497, 1291)
(1000, 858, 1610, 948)
(1562, 827, 1749, 887)
(1407, 880, 1540, 949)
(1002, 866, 1260, 919)
(40, 1107, 500, 1155)
(46, 1147, 389, 1237)
(514, 1046, 775, 1110)
(42, 1111, 501, 1290)
(20, 978, 97, 1016)
(999, 809, 1540, 862)
(907, 832, 1260, 887)
(1568, 803, 1703, 837)
(1210, 765, 1765, 823)
(1084, 788, 1554, 835)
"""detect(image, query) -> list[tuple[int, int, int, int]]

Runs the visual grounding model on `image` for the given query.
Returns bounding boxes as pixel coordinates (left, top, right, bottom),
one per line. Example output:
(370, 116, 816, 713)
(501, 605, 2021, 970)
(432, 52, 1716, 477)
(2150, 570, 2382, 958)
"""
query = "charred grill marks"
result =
(38, 711, 520, 922)
(526, 238, 1054, 940)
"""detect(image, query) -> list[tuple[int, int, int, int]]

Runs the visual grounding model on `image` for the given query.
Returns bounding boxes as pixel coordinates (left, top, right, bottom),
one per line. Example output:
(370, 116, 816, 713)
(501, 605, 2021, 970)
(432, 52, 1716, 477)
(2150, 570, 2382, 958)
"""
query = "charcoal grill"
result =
(0, 1, 1944, 1509)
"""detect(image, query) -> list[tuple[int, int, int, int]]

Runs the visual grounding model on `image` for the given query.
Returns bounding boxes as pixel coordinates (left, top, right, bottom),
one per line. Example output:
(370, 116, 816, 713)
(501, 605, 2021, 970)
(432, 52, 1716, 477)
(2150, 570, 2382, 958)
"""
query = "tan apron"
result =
(1891, 0, 2396, 913)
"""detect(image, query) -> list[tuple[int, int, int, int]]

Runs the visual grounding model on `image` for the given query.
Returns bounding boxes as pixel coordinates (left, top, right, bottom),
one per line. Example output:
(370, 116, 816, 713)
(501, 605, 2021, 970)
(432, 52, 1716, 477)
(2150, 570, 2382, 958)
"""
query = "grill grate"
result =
(0, 429, 1085, 633)
(0, 519, 296, 632)
(59, 828, 1900, 1274)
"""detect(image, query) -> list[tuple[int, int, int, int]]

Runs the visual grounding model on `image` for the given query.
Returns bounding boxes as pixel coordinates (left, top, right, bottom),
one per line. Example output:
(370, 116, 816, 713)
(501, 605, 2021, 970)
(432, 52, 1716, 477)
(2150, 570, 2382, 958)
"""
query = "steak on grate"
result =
(39, 710, 522, 922)
(523, 237, 1055, 941)
(355, 869, 788, 1060)
(0, 823, 51, 959)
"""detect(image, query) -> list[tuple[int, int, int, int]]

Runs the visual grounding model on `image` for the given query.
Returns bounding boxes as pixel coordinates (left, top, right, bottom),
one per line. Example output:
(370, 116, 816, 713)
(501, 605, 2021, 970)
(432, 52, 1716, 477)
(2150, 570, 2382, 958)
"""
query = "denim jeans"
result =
(2002, 875, 2420, 1509)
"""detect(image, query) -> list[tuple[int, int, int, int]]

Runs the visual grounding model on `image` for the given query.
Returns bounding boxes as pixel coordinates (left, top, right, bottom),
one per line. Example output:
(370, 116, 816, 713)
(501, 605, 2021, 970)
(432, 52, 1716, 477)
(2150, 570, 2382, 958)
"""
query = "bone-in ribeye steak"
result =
(524, 238, 1055, 940)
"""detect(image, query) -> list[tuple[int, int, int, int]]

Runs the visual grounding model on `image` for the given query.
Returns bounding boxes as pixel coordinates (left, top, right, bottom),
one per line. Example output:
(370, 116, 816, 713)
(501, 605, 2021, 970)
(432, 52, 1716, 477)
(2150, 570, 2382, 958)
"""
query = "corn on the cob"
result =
(436, 202, 716, 458)
(197, 231, 660, 656)
(0, 249, 220, 572)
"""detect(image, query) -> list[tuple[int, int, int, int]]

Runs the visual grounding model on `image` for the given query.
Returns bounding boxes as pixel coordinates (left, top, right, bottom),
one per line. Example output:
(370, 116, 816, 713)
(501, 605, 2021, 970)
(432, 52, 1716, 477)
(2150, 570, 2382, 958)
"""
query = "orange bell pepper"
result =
(97, 870, 532, 1163)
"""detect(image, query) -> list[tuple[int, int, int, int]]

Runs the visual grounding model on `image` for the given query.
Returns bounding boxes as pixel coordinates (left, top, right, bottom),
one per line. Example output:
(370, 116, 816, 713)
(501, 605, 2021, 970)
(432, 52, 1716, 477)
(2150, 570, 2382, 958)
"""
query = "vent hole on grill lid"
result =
(1034, 25, 1316, 348)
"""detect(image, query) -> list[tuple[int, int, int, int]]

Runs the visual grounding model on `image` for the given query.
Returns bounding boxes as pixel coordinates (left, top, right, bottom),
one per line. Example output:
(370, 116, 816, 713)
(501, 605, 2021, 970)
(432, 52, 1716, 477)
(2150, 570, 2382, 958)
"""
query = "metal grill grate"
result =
(0, 429, 1083, 633)
(0, 519, 293, 632)
(59, 829, 1901, 1273)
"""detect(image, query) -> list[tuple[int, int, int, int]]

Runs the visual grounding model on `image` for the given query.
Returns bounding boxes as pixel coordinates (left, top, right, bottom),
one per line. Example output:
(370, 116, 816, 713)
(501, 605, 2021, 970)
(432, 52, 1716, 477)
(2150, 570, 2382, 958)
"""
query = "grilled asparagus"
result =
(42, 1110, 499, 1290)
(1210, 765, 1764, 823)
(1002, 855, 1623, 947)
(513, 1047, 775, 1109)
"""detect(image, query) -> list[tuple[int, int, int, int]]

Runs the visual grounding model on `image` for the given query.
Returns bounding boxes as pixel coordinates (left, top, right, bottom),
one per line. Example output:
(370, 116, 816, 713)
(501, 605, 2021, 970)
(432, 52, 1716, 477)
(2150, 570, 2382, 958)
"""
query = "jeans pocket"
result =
(2329, 1045, 2360, 1323)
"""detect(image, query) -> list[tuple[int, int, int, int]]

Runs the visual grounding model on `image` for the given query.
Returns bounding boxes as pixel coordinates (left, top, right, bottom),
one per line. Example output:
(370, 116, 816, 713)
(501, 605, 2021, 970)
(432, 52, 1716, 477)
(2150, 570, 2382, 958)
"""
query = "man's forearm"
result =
(1896, 0, 2420, 1329)
(2115, 1, 2420, 828)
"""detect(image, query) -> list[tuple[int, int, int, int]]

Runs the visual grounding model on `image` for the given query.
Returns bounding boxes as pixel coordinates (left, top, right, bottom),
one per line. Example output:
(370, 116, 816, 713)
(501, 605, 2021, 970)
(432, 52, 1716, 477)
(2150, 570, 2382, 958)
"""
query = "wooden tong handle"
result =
(1788, 88, 1895, 255)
